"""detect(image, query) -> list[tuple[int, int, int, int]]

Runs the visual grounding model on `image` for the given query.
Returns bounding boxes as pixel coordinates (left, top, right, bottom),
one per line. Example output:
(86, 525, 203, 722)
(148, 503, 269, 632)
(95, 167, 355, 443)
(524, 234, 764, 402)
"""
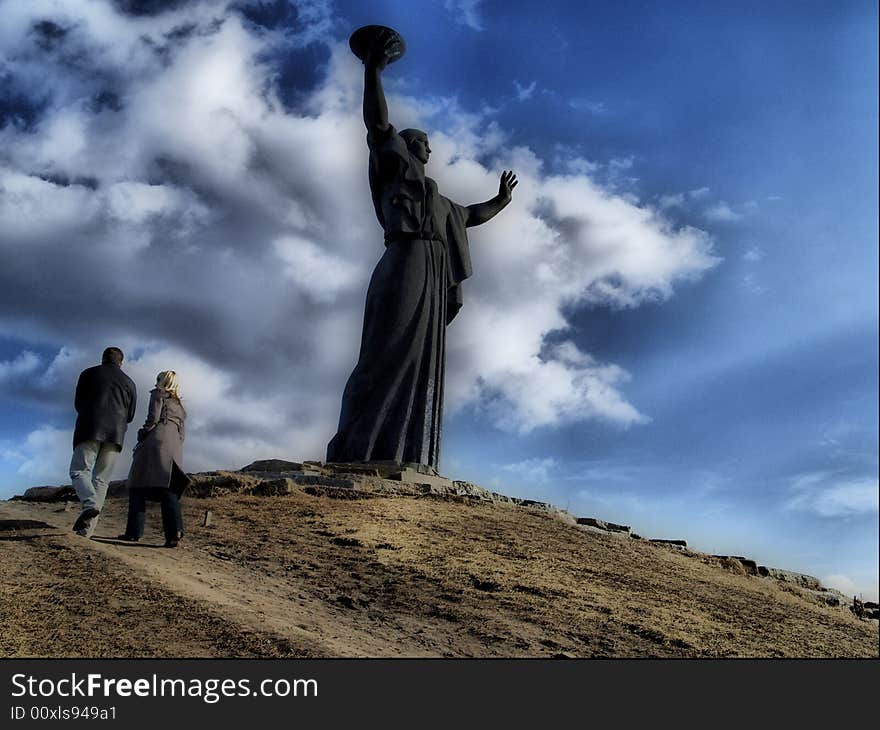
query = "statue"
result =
(326, 26, 518, 471)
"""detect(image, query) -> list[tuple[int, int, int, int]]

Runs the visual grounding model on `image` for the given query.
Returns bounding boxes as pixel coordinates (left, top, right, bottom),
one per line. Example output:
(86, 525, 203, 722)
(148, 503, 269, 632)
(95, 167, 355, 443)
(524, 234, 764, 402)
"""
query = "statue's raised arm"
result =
(354, 26, 404, 136)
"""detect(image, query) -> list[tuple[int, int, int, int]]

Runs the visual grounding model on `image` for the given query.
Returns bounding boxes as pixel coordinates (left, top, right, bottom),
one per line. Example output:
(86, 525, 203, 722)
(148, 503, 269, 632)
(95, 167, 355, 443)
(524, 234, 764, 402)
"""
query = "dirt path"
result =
(0, 511, 313, 658)
(0, 499, 411, 657)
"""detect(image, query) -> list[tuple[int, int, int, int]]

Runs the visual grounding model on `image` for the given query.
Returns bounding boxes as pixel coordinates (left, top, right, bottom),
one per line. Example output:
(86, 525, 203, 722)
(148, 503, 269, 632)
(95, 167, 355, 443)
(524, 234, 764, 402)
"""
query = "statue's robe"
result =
(326, 125, 472, 470)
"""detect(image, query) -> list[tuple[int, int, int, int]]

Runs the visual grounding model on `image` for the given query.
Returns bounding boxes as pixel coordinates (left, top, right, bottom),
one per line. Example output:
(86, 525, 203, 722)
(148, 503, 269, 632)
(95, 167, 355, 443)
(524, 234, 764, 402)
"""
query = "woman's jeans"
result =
(124, 488, 183, 540)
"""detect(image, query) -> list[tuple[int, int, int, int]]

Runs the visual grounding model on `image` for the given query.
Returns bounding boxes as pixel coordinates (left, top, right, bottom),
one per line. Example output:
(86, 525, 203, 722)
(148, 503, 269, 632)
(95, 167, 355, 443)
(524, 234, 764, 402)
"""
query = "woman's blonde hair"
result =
(156, 370, 181, 399)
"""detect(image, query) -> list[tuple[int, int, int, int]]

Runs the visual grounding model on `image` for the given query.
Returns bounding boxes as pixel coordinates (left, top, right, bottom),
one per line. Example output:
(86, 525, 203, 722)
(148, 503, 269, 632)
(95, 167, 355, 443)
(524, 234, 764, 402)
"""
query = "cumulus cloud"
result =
(0, 351, 42, 383)
(6, 425, 72, 485)
(785, 472, 880, 518)
(0, 0, 718, 488)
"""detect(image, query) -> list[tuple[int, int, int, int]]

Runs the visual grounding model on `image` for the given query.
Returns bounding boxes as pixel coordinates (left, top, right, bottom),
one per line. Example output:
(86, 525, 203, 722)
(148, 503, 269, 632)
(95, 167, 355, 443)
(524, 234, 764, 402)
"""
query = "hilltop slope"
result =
(1, 463, 876, 658)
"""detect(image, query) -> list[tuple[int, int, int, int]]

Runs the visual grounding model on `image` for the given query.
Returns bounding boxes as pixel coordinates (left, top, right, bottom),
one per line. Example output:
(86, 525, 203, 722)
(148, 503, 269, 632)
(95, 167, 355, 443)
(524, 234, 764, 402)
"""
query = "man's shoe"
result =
(74, 528, 88, 537)
(72, 507, 100, 533)
(117, 534, 140, 542)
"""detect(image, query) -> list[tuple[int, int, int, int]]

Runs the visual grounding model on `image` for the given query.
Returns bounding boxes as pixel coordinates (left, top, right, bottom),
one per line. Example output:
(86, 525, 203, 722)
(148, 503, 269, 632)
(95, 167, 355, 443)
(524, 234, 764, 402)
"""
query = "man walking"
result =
(70, 347, 137, 536)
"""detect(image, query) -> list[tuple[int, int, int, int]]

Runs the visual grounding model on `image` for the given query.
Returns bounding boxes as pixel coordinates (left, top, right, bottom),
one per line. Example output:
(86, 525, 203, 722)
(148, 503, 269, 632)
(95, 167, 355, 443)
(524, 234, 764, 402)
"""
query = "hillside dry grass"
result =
(1, 488, 877, 658)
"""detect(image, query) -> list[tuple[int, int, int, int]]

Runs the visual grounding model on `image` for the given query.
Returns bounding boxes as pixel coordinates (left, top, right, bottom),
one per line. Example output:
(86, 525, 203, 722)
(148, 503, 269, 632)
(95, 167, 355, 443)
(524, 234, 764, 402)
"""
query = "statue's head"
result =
(401, 128, 430, 164)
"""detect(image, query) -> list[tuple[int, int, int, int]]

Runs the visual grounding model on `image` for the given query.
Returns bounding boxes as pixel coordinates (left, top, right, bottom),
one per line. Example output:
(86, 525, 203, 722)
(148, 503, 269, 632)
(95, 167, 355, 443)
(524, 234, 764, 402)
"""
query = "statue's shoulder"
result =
(368, 123, 403, 151)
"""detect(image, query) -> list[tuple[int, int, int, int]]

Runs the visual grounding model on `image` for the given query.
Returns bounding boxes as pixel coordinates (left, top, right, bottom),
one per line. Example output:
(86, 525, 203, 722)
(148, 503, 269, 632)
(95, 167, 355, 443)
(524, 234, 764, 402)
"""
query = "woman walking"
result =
(120, 370, 190, 547)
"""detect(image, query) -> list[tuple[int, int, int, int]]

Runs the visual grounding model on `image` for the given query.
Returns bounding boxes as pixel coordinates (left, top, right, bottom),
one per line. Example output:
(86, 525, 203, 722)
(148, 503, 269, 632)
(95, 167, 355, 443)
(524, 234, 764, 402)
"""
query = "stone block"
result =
(577, 517, 606, 529)
(252, 478, 297, 496)
(577, 523, 609, 536)
(604, 520, 632, 533)
(325, 461, 408, 479)
(717, 557, 747, 576)
(451, 481, 495, 501)
(650, 538, 688, 547)
(107, 480, 128, 497)
(490, 492, 516, 504)
(21, 486, 76, 502)
(576, 517, 631, 534)
(293, 475, 356, 489)
(241, 459, 303, 473)
(732, 556, 759, 575)
(321, 462, 379, 477)
(397, 468, 454, 491)
(764, 568, 822, 590)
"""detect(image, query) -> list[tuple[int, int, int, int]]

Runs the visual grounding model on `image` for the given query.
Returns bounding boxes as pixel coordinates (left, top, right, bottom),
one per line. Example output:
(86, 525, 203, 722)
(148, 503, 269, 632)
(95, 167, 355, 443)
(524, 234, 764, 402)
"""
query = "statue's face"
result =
(408, 135, 431, 164)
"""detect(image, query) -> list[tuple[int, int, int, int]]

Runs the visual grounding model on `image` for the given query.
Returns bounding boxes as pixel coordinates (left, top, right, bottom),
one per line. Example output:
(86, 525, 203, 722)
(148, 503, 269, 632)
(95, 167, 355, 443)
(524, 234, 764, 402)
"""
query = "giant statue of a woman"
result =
(326, 26, 517, 471)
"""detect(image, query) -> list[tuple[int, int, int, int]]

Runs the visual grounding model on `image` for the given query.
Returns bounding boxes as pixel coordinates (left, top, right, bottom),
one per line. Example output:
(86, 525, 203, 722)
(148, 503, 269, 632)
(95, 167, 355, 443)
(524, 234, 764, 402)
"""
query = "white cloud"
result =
(0, 0, 719, 488)
(457, 339, 651, 432)
(658, 192, 685, 209)
(11, 425, 72, 485)
(499, 457, 556, 484)
(568, 98, 607, 114)
(513, 80, 537, 101)
(444, 0, 485, 31)
(0, 169, 101, 240)
(558, 156, 599, 176)
(273, 235, 364, 303)
(704, 201, 743, 222)
(821, 574, 878, 603)
(0, 351, 42, 383)
(743, 246, 764, 262)
(785, 472, 879, 518)
(823, 574, 857, 597)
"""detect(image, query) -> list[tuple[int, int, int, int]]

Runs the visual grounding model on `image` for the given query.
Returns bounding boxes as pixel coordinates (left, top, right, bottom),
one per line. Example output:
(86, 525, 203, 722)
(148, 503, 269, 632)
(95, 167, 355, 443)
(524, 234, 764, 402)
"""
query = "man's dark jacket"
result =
(73, 364, 137, 449)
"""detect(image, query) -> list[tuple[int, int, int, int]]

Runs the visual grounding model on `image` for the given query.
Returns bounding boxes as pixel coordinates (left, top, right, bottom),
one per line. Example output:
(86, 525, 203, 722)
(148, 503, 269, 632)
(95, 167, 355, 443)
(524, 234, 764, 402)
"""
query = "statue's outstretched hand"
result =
(365, 30, 400, 71)
(499, 170, 518, 203)
(464, 170, 518, 226)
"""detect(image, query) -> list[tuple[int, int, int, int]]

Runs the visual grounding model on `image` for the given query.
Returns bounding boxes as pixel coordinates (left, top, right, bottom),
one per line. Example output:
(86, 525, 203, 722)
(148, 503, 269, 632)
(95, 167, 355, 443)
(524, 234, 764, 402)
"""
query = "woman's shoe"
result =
(117, 534, 140, 542)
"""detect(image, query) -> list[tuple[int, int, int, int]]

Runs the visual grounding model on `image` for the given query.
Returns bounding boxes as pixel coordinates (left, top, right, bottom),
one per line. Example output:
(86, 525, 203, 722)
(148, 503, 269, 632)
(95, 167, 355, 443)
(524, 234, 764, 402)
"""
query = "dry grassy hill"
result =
(1, 460, 877, 658)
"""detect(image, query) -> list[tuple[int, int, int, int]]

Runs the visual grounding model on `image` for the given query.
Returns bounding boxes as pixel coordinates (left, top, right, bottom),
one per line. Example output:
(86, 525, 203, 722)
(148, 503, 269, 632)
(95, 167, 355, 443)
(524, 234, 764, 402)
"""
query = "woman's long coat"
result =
(127, 388, 186, 490)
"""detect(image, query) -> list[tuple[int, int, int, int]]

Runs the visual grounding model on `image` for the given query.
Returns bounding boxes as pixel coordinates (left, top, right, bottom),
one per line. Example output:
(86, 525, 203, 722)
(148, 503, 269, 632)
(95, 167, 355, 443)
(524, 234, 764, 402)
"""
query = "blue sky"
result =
(0, 0, 876, 599)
